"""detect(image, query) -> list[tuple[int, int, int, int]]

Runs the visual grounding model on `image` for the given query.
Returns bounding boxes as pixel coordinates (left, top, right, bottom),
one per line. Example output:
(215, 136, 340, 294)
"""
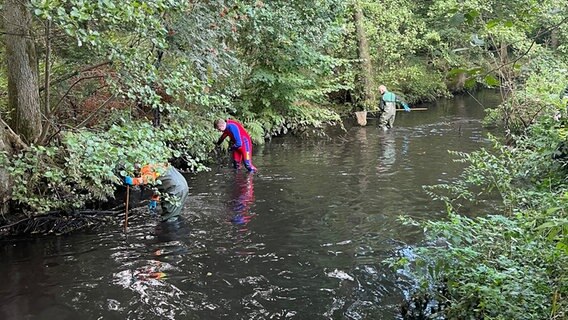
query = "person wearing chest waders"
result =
(214, 118, 257, 173)
(124, 163, 189, 222)
(378, 84, 411, 130)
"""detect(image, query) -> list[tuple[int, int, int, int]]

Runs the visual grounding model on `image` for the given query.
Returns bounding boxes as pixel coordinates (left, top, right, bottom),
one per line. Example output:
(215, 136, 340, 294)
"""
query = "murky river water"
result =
(0, 91, 501, 319)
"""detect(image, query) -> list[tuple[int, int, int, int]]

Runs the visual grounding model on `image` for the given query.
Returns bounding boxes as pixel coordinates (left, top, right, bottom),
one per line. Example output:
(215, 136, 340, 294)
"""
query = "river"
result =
(0, 90, 501, 319)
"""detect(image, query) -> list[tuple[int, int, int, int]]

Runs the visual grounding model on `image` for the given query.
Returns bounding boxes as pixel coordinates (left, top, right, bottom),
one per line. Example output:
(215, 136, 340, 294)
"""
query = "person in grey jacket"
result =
(124, 163, 189, 222)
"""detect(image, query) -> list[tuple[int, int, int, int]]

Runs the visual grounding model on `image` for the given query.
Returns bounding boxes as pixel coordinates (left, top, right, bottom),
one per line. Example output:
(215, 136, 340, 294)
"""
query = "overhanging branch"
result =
(39, 60, 112, 92)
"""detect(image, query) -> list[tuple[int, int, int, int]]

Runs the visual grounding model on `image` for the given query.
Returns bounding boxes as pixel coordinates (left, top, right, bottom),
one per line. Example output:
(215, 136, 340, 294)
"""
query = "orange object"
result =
(148, 272, 166, 279)
(130, 164, 167, 186)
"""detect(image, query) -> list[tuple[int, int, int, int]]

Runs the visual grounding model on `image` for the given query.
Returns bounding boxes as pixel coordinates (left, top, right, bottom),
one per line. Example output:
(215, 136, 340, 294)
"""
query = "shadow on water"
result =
(0, 90, 502, 319)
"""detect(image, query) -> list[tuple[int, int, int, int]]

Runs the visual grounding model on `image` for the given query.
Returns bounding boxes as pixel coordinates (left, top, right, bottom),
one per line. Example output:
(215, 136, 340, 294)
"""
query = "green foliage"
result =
(247, 108, 286, 139)
(396, 213, 567, 319)
(30, 0, 242, 119)
(32, 0, 179, 77)
(426, 119, 567, 222)
(244, 103, 341, 139)
(417, 0, 568, 94)
(362, 0, 428, 67)
(1, 116, 217, 213)
(400, 133, 568, 317)
(5, 0, 564, 229)
(158, 111, 219, 171)
(236, 0, 347, 114)
(484, 58, 568, 134)
(376, 62, 450, 104)
(283, 103, 342, 135)
(2, 145, 72, 213)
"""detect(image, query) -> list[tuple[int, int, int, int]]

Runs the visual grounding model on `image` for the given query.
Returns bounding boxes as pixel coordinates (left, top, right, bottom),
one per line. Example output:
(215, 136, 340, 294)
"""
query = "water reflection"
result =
(378, 131, 396, 171)
(228, 174, 255, 230)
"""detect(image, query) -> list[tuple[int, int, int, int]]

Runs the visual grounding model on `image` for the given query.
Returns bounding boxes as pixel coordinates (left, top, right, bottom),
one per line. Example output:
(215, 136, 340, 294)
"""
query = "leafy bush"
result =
(483, 60, 568, 135)
(0, 117, 216, 214)
(246, 103, 341, 140)
(395, 133, 568, 317)
(393, 71, 568, 318)
(398, 212, 567, 320)
(376, 62, 450, 104)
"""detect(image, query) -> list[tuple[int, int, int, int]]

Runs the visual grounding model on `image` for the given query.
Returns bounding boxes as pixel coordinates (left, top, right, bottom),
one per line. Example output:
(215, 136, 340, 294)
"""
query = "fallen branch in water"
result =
(0, 208, 137, 237)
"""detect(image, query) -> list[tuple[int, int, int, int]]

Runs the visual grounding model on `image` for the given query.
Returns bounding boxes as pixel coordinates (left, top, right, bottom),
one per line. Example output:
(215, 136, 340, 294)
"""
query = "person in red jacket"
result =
(214, 118, 257, 172)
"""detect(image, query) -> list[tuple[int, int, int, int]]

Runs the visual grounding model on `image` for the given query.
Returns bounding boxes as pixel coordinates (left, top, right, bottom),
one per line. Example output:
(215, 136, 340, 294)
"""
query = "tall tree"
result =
(2, 0, 44, 214)
(353, 1, 375, 111)
(3, 0, 42, 144)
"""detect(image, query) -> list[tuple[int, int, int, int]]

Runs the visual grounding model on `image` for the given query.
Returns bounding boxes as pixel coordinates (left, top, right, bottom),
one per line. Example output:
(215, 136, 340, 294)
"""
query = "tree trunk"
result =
(0, 123, 13, 216)
(550, 28, 559, 50)
(4, 0, 42, 144)
(353, 2, 375, 113)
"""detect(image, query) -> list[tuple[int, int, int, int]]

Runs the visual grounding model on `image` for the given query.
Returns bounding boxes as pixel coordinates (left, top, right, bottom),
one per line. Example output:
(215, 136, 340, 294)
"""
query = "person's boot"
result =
(244, 160, 256, 173)
(232, 160, 241, 170)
